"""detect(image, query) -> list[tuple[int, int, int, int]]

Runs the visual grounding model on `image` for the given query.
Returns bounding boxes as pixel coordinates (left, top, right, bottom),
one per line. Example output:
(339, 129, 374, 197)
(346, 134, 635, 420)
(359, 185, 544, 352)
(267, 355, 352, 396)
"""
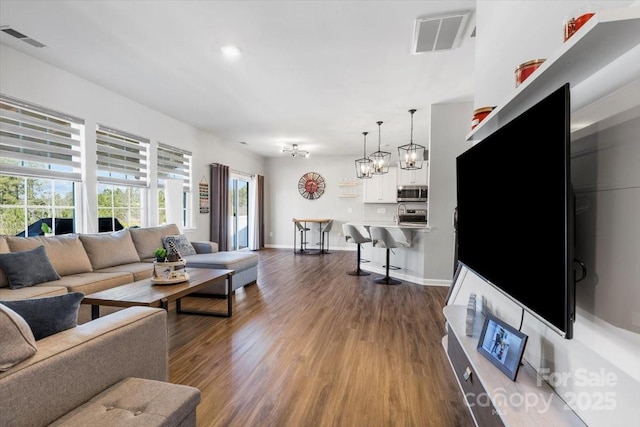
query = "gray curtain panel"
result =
(210, 163, 229, 251)
(257, 174, 264, 249)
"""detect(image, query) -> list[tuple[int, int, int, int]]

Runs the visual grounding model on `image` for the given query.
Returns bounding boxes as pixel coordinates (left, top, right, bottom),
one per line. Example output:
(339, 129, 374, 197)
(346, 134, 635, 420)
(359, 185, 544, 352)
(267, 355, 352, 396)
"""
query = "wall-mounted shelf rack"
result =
(467, 7, 640, 142)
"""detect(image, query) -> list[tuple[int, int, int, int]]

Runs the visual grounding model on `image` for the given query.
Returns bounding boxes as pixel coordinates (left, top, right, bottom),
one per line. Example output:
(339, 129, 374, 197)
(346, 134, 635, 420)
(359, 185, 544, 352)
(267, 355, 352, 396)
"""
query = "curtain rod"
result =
(230, 168, 255, 178)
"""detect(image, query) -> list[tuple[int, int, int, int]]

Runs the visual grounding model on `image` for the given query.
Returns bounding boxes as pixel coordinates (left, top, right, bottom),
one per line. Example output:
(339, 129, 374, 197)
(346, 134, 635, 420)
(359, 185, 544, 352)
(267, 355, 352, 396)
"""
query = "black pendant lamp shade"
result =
(398, 109, 427, 170)
(370, 121, 391, 175)
(355, 131, 374, 179)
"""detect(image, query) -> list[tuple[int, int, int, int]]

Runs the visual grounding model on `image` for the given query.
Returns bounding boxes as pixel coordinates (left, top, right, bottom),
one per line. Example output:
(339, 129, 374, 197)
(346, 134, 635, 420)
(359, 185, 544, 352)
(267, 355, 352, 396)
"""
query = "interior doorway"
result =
(229, 177, 249, 250)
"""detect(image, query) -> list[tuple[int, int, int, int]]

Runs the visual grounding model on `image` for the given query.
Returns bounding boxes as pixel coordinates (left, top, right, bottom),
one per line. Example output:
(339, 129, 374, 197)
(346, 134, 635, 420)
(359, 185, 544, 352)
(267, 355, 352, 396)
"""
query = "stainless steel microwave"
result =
(397, 185, 428, 202)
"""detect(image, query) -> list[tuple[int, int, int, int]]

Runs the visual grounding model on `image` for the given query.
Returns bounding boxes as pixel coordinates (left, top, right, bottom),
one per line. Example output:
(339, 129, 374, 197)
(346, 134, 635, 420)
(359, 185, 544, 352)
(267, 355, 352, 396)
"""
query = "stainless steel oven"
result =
(398, 208, 428, 225)
(397, 185, 428, 202)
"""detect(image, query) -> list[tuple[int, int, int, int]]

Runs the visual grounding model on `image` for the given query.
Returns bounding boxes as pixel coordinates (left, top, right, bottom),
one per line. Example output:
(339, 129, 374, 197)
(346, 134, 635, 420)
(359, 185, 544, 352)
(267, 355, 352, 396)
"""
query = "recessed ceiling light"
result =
(221, 45, 241, 59)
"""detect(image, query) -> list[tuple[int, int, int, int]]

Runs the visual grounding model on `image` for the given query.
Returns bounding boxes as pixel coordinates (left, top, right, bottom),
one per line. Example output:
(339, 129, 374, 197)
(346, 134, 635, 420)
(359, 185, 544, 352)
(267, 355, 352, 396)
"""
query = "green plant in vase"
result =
(41, 222, 53, 236)
(153, 247, 168, 262)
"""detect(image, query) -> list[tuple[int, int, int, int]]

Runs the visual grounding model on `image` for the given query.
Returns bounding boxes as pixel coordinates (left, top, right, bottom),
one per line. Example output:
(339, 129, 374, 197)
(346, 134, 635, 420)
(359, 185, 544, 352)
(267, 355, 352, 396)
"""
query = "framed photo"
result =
(477, 313, 528, 381)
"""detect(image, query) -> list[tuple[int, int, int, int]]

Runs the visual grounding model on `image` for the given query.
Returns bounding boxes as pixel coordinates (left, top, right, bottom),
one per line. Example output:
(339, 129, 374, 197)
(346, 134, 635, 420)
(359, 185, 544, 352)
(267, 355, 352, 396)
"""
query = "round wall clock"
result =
(298, 172, 326, 200)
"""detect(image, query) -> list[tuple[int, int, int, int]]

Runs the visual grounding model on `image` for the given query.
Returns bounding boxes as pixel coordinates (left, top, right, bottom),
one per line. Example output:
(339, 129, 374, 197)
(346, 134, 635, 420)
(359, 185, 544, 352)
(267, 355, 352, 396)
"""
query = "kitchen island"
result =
(344, 221, 432, 285)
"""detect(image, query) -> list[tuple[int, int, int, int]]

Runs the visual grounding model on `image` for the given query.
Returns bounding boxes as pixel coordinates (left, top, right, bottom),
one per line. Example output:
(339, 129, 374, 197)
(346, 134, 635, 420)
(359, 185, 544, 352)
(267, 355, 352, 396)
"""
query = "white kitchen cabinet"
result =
(363, 167, 397, 203)
(397, 162, 429, 186)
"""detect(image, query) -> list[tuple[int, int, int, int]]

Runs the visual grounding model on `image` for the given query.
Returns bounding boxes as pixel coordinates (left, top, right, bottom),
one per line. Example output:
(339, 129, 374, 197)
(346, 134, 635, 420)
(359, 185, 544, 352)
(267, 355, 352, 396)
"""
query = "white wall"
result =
(454, 1, 640, 426)
(425, 101, 473, 280)
(264, 155, 372, 250)
(0, 45, 264, 241)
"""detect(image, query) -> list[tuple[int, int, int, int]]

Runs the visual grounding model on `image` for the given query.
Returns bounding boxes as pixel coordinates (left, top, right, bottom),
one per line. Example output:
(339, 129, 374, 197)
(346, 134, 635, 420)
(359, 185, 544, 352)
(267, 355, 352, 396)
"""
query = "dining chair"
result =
(320, 220, 334, 253)
(294, 219, 310, 253)
(342, 224, 371, 276)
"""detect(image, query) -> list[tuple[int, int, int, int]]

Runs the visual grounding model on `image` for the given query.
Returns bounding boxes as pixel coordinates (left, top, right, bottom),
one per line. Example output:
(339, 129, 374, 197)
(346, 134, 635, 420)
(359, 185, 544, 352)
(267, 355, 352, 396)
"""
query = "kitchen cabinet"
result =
(397, 162, 429, 186)
(363, 167, 397, 203)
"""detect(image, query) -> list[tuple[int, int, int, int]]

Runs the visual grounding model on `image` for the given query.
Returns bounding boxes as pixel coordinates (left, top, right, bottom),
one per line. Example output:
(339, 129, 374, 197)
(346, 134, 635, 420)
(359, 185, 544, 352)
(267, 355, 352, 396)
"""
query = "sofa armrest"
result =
(0, 307, 168, 427)
(191, 241, 219, 254)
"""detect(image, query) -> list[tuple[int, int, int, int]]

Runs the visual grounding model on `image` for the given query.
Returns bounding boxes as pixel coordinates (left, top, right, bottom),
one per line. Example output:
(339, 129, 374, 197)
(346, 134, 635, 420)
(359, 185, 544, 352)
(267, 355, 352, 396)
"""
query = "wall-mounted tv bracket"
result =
(574, 258, 587, 282)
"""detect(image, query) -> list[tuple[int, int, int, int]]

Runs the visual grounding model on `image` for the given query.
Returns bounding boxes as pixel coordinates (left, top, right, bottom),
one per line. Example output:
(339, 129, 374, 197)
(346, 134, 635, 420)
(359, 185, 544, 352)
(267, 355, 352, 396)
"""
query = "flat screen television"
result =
(456, 83, 575, 339)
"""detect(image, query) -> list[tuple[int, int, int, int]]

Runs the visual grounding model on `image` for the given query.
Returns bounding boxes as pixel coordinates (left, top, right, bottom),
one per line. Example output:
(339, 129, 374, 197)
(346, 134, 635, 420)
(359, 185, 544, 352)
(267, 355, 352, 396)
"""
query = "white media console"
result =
(443, 305, 586, 427)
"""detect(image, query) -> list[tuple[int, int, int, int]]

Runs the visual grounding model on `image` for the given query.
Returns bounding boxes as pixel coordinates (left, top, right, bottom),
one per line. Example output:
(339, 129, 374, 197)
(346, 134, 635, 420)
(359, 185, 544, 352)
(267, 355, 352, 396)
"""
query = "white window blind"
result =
(157, 143, 192, 190)
(96, 125, 149, 187)
(0, 95, 83, 181)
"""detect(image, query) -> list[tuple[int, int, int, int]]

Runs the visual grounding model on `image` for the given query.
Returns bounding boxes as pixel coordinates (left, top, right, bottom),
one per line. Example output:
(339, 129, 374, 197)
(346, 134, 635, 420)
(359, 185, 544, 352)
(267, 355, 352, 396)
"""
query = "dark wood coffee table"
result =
(82, 268, 234, 320)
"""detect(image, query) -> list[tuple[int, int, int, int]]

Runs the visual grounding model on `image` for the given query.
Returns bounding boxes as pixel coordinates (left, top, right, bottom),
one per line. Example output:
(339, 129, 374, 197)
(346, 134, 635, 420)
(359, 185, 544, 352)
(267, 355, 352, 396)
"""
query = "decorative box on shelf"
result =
(151, 259, 189, 284)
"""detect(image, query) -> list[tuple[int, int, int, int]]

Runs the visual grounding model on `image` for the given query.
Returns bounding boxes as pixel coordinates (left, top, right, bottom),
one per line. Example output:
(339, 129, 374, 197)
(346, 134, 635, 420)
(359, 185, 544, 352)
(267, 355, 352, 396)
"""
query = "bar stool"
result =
(320, 219, 334, 253)
(342, 224, 371, 276)
(369, 226, 407, 285)
(294, 219, 310, 253)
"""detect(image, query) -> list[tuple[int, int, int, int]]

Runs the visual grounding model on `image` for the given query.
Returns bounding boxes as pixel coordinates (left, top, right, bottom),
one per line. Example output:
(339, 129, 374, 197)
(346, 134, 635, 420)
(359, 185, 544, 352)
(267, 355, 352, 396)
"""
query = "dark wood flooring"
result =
(166, 248, 473, 427)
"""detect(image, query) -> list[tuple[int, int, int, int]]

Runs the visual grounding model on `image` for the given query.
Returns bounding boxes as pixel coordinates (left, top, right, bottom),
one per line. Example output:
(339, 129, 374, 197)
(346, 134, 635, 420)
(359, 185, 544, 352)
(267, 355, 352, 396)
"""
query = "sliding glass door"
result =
(229, 178, 249, 250)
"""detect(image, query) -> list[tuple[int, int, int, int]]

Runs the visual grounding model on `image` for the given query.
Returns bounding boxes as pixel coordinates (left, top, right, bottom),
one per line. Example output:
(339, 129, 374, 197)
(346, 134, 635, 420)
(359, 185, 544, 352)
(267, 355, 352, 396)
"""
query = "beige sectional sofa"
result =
(0, 306, 200, 426)
(0, 223, 259, 301)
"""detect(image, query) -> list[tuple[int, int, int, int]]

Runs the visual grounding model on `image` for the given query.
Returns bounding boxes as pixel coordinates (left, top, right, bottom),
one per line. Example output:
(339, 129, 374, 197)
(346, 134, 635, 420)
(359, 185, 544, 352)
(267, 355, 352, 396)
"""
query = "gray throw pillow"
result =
(1, 292, 84, 340)
(162, 234, 197, 257)
(0, 303, 37, 371)
(0, 246, 60, 289)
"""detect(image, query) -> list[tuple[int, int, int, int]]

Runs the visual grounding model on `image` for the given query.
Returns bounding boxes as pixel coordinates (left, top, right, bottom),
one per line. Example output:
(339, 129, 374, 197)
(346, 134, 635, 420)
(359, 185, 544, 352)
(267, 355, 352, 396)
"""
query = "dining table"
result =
(292, 218, 332, 254)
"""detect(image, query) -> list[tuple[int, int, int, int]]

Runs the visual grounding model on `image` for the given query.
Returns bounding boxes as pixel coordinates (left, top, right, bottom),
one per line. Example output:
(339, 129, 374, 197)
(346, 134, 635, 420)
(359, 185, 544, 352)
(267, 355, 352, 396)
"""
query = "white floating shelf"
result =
(467, 7, 640, 142)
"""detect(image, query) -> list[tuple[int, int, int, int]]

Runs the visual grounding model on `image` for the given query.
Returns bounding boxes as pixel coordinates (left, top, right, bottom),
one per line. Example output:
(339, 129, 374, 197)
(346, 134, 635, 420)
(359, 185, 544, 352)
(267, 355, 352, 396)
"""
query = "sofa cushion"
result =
(0, 303, 37, 371)
(183, 251, 259, 271)
(80, 229, 140, 270)
(0, 236, 9, 288)
(190, 241, 219, 254)
(49, 377, 201, 427)
(55, 272, 134, 295)
(162, 234, 197, 257)
(7, 234, 93, 276)
(96, 262, 154, 282)
(0, 285, 68, 301)
(0, 246, 61, 289)
(129, 224, 180, 260)
(1, 292, 83, 340)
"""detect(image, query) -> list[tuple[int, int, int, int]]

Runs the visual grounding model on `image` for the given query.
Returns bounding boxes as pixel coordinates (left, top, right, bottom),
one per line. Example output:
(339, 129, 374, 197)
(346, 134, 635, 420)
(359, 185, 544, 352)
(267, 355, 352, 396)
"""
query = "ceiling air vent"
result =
(0, 26, 46, 48)
(412, 11, 471, 53)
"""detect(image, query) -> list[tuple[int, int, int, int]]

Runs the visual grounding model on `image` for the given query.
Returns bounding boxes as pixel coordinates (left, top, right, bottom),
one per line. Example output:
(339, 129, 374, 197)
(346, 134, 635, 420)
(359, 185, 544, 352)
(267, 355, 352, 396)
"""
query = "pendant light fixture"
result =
(370, 121, 391, 175)
(355, 131, 374, 179)
(398, 109, 427, 170)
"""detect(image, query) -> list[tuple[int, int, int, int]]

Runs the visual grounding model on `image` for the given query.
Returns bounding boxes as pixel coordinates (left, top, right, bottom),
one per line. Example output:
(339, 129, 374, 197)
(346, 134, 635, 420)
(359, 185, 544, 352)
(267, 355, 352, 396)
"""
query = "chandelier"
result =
(355, 131, 373, 179)
(369, 121, 391, 175)
(398, 109, 427, 170)
(281, 143, 309, 158)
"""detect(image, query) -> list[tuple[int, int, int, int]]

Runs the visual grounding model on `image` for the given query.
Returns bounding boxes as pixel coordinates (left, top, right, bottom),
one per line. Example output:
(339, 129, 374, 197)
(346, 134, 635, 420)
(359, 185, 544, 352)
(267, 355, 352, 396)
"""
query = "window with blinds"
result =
(157, 143, 192, 227)
(0, 95, 83, 181)
(157, 143, 192, 190)
(96, 125, 149, 187)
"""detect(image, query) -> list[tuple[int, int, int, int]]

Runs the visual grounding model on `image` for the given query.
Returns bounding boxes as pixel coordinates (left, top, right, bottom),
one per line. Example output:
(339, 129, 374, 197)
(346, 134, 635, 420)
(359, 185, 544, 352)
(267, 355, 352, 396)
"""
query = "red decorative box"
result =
(471, 106, 494, 130)
(564, 12, 595, 41)
(515, 59, 545, 87)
